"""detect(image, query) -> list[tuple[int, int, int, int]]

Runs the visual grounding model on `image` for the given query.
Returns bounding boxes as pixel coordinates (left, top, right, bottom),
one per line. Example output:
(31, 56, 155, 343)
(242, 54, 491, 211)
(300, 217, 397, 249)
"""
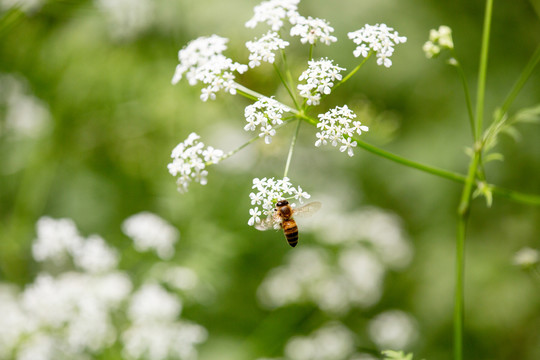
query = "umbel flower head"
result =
(245, 0, 300, 31)
(167, 132, 224, 193)
(297, 58, 345, 106)
(244, 96, 292, 144)
(246, 31, 290, 68)
(423, 25, 454, 59)
(171, 35, 248, 101)
(315, 105, 368, 157)
(248, 177, 311, 226)
(348, 23, 407, 68)
(290, 16, 337, 45)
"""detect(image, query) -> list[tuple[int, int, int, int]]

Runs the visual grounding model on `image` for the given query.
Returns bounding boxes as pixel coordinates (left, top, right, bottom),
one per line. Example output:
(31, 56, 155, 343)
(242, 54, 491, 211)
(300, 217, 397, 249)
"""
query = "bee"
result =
(255, 200, 321, 247)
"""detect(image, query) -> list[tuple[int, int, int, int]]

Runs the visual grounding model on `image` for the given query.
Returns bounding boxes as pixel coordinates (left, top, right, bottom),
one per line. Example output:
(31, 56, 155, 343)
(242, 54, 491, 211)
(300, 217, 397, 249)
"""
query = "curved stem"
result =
(273, 62, 299, 109)
(333, 52, 372, 92)
(283, 119, 302, 178)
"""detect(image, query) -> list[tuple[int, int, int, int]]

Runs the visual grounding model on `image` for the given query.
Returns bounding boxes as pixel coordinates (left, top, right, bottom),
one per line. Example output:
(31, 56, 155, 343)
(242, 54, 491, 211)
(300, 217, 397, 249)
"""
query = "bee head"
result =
(276, 199, 289, 207)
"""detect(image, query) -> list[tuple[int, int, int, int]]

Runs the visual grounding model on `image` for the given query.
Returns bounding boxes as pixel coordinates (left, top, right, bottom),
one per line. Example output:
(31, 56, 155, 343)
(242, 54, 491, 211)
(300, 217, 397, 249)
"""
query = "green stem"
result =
(333, 52, 372, 92)
(454, 214, 467, 360)
(497, 43, 540, 120)
(474, 0, 493, 140)
(273, 62, 299, 109)
(281, 49, 301, 109)
(451, 55, 476, 139)
(283, 119, 302, 178)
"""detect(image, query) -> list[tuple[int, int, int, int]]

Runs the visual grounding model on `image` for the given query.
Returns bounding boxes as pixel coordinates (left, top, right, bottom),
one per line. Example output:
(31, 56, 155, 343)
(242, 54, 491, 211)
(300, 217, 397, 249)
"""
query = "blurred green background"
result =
(1, 0, 540, 359)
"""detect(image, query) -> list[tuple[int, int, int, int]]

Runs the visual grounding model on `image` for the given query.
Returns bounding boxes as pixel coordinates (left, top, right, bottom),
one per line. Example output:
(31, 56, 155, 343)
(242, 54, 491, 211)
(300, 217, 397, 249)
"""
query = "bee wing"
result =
(254, 215, 279, 231)
(293, 201, 322, 218)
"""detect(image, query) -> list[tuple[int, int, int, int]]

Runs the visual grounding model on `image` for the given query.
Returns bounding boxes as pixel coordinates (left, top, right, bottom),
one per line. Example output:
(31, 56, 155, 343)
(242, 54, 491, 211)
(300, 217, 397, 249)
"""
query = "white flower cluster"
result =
(0, 216, 207, 360)
(248, 177, 311, 226)
(423, 25, 454, 59)
(290, 16, 337, 45)
(348, 24, 407, 68)
(122, 283, 207, 360)
(167, 132, 224, 194)
(284, 322, 356, 360)
(257, 246, 385, 314)
(368, 310, 419, 350)
(246, 31, 290, 68)
(171, 35, 248, 101)
(297, 58, 345, 106)
(245, 0, 300, 31)
(122, 212, 180, 260)
(244, 97, 291, 144)
(33, 216, 118, 273)
(314, 105, 368, 157)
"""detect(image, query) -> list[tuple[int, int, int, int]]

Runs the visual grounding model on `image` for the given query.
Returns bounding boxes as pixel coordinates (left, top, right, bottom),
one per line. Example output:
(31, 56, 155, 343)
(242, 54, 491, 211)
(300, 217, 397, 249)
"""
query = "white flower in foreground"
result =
(513, 247, 539, 269)
(122, 212, 180, 259)
(245, 0, 300, 31)
(348, 24, 407, 68)
(297, 58, 345, 106)
(246, 31, 290, 68)
(171, 35, 248, 101)
(284, 322, 356, 360)
(72, 235, 119, 274)
(248, 177, 311, 226)
(32, 217, 84, 264)
(128, 283, 182, 323)
(290, 16, 337, 45)
(368, 310, 418, 350)
(244, 97, 291, 144)
(315, 105, 368, 156)
(423, 25, 454, 59)
(167, 132, 224, 194)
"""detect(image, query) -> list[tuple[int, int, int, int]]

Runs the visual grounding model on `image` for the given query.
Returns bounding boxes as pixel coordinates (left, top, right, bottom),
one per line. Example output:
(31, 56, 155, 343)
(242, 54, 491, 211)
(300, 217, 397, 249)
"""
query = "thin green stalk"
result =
(283, 119, 302, 178)
(309, 44, 314, 60)
(474, 0, 493, 140)
(273, 62, 300, 109)
(280, 49, 301, 109)
(451, 55, 476, 139)
(454, 214, 467, 360)
(498, 43, 540, 120)
(333, 52, 372, 92)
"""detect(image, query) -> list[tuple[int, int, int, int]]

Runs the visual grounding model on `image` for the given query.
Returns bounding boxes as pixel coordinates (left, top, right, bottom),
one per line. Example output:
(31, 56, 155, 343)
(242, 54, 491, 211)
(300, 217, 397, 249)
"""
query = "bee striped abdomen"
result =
(282, 220, 299, 247)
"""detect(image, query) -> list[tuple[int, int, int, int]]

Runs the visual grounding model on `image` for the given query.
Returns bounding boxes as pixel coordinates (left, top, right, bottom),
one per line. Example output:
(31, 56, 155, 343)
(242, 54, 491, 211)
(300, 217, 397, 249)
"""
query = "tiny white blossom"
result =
(122, 212, 180, 260)
(167, 133, 224, 194)
(513, 247, 539, 269)
(423, 25, 454, 59)
(314, 105, 368, 156)
(248, 177, 311, 227)
(297, 58, 345, 106)
(245, 0, 300, 31)
(348, 24, 407, 68)
(244, 97, 291, 144)
(171, 35, 248, 101)
(246, 31, 289, 68)
(290, 16, 337, 45)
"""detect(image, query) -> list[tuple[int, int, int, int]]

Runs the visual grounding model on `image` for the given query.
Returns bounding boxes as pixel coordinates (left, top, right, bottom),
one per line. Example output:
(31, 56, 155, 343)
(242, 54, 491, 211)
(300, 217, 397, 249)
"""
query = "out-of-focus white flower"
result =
(284, 322, 356, 360)
(244, 96, 291, 144)
(513, 247, 539, 269)
(0, 286, 34, 359)
(290, 16, 337, 45)
(423, 25, 454, 59)
(245, 0, 300, 31)
(171, 35, 248, 101)
(348, 24, 407, 68)
(368, 310, 418, 350)
(246, 31, 289, 68)
(72, 235, 119, 274)
(157, 265, 199, 291)
(16, 333, 57, 360)
(297, 58, 345, 106)
(0, 74, 50, 138)
(122, 321, 207, 360)
(95, 0, 154, 40)
(128, 283, 182, 323)
(122, 212, 180, 259)
(315, 105, 368, 157)
(32, 217, 83, 264)
(167, 133, 224, 194)
(248, 177, 311, 226)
